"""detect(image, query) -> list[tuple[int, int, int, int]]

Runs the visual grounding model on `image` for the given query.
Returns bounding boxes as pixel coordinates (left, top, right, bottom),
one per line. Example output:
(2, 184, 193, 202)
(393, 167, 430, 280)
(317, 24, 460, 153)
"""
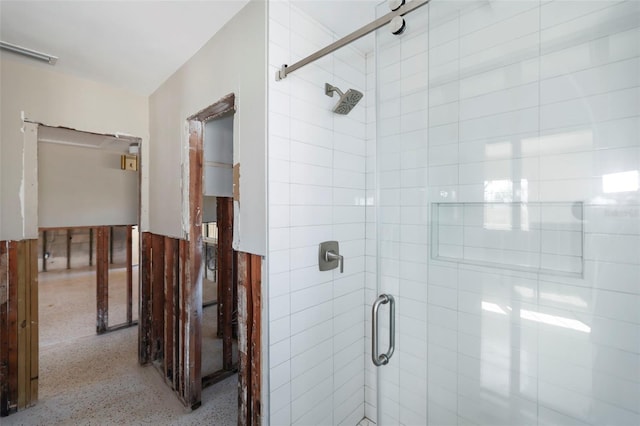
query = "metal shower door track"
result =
(274, 0, 430, 81)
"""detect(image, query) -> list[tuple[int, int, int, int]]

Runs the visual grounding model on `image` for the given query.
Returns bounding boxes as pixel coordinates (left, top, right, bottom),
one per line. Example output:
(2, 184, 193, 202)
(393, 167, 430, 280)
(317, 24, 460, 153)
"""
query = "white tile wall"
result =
(370, 0, 640, 425)
(268, 2, 368, 425)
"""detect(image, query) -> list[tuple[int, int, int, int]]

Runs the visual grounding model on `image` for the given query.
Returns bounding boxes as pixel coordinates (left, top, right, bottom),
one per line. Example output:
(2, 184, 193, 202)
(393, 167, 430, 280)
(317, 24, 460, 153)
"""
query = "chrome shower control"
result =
(318, 241, 344, 273)
(325, 250, 344, 273)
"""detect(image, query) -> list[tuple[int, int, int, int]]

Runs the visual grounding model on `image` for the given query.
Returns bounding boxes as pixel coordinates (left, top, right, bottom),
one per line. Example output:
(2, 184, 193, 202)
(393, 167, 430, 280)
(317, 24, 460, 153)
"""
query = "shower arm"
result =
(275, 0, 430, 81)
(325, 83, 344, 98)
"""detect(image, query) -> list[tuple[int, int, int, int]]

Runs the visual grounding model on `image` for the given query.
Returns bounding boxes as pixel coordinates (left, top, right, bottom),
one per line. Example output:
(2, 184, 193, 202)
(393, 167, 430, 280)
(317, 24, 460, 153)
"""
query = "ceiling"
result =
(0, 0, 382, 96)
(0, 0, 250, 95)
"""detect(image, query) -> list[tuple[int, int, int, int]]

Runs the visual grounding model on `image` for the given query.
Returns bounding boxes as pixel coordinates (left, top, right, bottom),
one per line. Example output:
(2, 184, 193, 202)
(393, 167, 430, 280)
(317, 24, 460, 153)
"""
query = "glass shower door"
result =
(375, 1, 640, 425)
(375, 2, 431, 424)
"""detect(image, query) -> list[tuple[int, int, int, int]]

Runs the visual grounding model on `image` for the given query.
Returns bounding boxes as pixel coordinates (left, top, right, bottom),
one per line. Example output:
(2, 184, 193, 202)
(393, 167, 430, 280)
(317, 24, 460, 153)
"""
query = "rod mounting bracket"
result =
(275, 64, 288, 81)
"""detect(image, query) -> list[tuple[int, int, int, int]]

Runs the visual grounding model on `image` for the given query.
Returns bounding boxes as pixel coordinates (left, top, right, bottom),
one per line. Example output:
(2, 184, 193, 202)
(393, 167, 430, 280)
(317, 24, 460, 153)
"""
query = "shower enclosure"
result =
(373, 1, 639, 424)
(267, 0, 639, 424)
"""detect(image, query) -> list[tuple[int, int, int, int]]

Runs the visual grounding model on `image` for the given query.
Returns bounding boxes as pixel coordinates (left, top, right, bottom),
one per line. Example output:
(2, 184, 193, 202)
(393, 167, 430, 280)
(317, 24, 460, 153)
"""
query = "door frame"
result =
(0, 122, 143, 417)
(186, 93, 262, 423)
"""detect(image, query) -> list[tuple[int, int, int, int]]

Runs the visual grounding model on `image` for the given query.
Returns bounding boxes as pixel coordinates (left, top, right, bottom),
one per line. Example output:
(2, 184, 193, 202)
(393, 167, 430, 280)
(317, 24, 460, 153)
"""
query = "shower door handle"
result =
(372, 294, 395, 367)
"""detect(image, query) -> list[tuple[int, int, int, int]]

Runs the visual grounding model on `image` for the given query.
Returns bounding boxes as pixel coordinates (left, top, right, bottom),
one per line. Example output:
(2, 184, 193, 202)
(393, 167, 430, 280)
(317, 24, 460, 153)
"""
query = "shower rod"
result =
(275, 0, 430, 81)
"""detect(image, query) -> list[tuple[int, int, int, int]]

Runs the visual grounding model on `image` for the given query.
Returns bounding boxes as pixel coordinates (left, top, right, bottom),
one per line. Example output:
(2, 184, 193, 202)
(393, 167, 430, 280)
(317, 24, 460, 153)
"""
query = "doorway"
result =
(36, 126, 141, 409)
(38, 226, 139, 347)
(186, 94, 262, 422)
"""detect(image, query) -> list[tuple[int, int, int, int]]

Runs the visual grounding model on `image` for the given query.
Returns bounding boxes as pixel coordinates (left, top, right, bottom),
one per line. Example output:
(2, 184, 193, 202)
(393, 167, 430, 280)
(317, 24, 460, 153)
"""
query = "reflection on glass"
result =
(534, 129, 593, 155)
(484, 179, 514, 203)
(483, 180, 529, 230)
(481, 300, 591, 333)
(602, 170, 639, 194)
(514, 286, 535, 299)
(519, 309, 591, 333)
(482, 301, 507, 315)
(485, 141, 512, 159)
(539, 291, 588, 308)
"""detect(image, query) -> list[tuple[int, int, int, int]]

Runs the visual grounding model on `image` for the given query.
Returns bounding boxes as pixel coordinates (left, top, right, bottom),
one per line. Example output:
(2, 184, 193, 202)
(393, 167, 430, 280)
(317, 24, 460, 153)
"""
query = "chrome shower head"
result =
(325, 83, 363, 115)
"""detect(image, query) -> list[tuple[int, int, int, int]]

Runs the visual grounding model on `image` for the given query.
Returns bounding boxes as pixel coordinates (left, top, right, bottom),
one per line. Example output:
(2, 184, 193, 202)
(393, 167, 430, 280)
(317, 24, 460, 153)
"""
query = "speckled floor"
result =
(5, 268, 237, 425)
(193, 276, 239, 376)
(39, 266, 140, 347)
(5, 327, 237, 425)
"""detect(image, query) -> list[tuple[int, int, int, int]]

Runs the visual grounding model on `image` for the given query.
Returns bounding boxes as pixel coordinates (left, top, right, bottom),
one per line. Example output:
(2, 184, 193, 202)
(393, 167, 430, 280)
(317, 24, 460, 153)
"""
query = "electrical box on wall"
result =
(120, 154, 138, 171)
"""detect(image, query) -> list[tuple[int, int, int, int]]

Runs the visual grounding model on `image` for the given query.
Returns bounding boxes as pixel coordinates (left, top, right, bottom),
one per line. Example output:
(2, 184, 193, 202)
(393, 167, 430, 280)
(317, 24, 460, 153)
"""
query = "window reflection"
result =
(602, 170, 639, 194)
(533, 129, 593, 155)
(485, 141, 512, 159)
(483, 179, 529, 230)
(481, 300, 591, 333)
(482, 301, 507, 315)
(484, 179, 514, 203)
(539, 291, 587, 308)
(519, 309, 591, 333)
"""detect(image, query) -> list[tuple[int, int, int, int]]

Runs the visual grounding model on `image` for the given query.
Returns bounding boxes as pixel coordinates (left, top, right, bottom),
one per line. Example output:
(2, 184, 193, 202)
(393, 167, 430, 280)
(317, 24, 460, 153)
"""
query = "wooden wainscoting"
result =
(138, 231, 262, 423)
(0, 239, 38, 417)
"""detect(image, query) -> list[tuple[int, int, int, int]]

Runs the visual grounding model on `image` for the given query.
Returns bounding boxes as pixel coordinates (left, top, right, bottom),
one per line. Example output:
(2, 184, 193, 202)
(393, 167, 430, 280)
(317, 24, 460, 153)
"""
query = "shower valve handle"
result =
(325, 250, 344, 273)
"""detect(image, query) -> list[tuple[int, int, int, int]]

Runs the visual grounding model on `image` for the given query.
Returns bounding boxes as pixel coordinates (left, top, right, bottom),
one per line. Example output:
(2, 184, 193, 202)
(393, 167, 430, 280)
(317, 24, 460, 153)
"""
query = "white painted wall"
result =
(38, 142, 138, 228)
(0, 53, 149, 240)
(148, 0, 267, 256)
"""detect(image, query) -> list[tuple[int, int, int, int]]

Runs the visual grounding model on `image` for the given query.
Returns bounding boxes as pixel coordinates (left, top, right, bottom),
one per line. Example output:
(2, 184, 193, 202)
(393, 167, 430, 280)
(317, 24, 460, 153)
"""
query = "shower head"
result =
(325, 83, 363, 115)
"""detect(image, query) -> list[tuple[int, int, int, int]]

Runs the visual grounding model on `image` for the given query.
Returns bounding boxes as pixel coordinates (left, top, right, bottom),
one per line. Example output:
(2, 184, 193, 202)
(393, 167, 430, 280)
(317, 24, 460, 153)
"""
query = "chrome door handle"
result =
(325, 250, 344, 273)
(372, 294, 395, 366)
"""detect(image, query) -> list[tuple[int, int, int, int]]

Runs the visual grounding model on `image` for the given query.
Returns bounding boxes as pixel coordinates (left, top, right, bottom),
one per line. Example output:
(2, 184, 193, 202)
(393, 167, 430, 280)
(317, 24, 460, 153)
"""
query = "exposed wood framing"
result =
(17, 242, 26, 408)
(28, 242, 38, 405)
(66, 229, 72, 270)
(202, 197, 237, 389)
(178, 239, 188, 399)
(139, 232, 203, 409)
(217, 197, 234, 371)
(249, 255, 261, 425)
(41, 232, 47, 272)
(109, 227, 114, 265)
(233, 251, 239, 340)
(238, 252, 262, 426)
(163, 237, 177, 382)
(186, 119, 204, 410)
(88, 229, 93, 267)
(217, 262, 223, 338)
(151, 234, 165, 361)
(137, 93, 257, 414)
(96, 227, 109, 334)
(0, 242, 9, 416)
(187, 93, 235, 122)
(139, 232, 152, 364)
(40, 226, 135, 335)
(7, 242, 18, 415)
(0, 240, 38, 417)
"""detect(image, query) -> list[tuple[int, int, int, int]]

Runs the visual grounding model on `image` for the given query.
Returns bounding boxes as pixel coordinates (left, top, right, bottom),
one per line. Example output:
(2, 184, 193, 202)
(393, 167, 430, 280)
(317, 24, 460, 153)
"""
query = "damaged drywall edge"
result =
(233, 163, 240, 202)
(233, 200, 241, 251)
(181, 122, 191, 239)
(22, 123, 39, 239)
(19, 111, 27, 237)
(18, 174, 25, 237)
(232, 163, 240, 250)
(19, 135, 26, 238)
